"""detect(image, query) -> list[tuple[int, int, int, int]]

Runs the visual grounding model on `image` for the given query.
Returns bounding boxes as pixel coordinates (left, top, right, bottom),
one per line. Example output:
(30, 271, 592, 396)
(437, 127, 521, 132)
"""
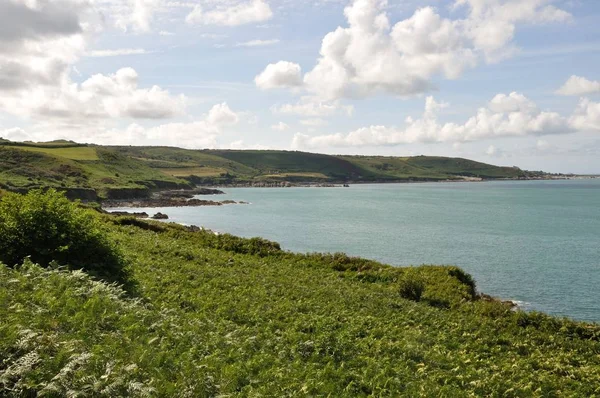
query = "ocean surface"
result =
(112, 179, 600, 323)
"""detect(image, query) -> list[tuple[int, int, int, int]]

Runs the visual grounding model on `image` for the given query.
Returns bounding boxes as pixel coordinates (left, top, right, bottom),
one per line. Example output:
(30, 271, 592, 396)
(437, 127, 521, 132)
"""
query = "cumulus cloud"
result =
(457, 0, 571, 62)
(557, 75, 600, 96)
(291, 92, 574, 149)
(206, 102, 240, 125)
(0, 0, 82, 46)
(0, 127, 31, 142)
(4, 102, 240, 148)
(255, 61, 303, 90)
(569, 98, 600, 131)
(0, 0, 97, 93)
(186, 0, 273, 26)
(113, 0, 161, 33)
(262, 0, 571, 100)
(0, 67, 186, 121)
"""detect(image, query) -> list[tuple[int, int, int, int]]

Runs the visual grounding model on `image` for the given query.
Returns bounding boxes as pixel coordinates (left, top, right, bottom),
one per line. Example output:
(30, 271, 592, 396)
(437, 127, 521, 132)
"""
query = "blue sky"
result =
(1, 0, 600, 173)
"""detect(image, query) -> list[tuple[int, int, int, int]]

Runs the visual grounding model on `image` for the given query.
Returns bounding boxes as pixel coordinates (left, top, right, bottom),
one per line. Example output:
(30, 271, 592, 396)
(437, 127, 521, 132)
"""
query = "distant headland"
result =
(0, 138, 591, 202)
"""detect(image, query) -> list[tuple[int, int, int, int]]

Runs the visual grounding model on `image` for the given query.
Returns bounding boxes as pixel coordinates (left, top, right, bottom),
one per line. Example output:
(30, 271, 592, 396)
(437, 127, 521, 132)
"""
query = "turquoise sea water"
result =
(113, 179, 600, 323)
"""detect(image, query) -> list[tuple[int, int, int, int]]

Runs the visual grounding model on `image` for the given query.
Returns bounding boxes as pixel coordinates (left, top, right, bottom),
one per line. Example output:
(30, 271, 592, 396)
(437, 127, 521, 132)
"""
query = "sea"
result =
(111, 179, 600, 323)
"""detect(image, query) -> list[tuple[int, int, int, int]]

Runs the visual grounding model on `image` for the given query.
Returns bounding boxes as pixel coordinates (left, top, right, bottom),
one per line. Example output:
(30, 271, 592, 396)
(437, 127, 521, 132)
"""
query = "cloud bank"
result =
(291, 92, 600, 150)
(257, 0, 571, 100)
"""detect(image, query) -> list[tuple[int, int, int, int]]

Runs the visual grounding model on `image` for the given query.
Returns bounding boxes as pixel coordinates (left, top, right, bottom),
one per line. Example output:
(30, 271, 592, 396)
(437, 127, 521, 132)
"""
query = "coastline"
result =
(102, 178, 600, 323)
(198, 175, 599, 189)
(100, 175, 600, 209)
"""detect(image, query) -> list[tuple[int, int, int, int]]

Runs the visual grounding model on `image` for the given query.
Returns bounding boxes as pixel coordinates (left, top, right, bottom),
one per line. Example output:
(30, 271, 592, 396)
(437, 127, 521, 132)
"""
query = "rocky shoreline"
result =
(103, 197, 248, 208)
(202, 175, 599, 189)
(102, 187, 243, 209)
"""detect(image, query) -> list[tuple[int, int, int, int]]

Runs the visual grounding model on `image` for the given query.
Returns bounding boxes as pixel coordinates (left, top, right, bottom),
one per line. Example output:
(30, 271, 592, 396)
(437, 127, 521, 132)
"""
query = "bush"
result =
(205, 234, 282, 257)
(398, 272, 425, 302)
(0, 189, 129, 285)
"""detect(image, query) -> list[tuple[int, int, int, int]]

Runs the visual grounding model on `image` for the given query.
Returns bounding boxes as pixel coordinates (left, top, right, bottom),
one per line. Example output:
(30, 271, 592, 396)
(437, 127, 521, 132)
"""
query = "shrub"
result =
(0, 189, 129, 285)
(448, 267, 477, 297)
(398, 271, 425, 302)
(206, 234, 282, 257)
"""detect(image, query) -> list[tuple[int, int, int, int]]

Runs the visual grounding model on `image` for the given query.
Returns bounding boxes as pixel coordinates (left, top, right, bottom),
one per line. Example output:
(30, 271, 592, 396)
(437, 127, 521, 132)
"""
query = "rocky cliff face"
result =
(102, 187, 151, 200)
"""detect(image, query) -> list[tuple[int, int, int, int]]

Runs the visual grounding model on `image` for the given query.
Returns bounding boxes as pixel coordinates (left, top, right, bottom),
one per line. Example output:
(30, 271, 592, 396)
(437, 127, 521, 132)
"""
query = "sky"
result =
(1, 0, 600, 173)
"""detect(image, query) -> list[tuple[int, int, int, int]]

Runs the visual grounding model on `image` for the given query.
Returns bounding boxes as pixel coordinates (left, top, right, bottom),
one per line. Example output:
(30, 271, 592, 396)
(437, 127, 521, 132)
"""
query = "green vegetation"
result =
(0, 190, 128, 286)
(0, 139, 539, 200)
(0, 145, 190, 200)
(1, 190, 600, 396)
(342, 155, 527, 180)
(8, 146, 100, 161)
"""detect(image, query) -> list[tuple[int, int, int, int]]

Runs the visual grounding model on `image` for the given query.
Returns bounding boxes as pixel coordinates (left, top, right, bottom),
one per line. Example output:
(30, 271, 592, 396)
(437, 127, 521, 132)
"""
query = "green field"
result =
(160, 166, 227, 177)
(0, 139, 541, 200)
(1, 190, 599, 396)
(10, 146, 100, 161)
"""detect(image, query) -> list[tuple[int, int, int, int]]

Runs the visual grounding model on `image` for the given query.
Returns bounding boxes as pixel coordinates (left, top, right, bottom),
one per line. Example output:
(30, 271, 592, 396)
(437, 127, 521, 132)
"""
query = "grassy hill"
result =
(0, 139, 537, 199)
(0, 145, 191, 199)
(1, 190, 599, 396)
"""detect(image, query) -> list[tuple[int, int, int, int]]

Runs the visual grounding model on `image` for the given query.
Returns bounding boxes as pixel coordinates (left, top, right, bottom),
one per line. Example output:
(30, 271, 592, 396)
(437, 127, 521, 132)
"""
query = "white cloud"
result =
(5, 102, 241, 149)
(457, 0, 571, 62)
(108, 102, 240, 148)
(115, 121, 221, 148)
(0, 127, 31, 142)
(255, 61, 303, 90)
(206, 102, 239, 126)
(0, 0, 97, 93)
(291, 93, 573, 149)
(0, 0, 83, 45)
(557, 75, 600, 96)
(236, 39, 280, 47)
(0, 67, 186, 121)
(271, 122, 289, 131)
(86, 48, 152, 57)
(488, 92, 537, 114)
(569, 98, 600, 131)
(159, 30, 175, 36)
(186, 0, 273, 27)
(114, 0, 160, 33)
(263, 0, 571, 100)
(271, 98, 353, 116)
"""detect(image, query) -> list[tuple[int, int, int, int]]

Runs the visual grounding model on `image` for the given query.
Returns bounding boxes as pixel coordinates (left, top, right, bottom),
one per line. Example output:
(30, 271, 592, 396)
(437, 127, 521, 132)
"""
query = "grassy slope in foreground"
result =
(1, 209, 600, 396)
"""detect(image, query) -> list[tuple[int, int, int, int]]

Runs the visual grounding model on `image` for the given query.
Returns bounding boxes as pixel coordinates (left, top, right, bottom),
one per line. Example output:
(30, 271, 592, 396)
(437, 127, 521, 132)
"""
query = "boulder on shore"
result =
(152, 212, 169, 220)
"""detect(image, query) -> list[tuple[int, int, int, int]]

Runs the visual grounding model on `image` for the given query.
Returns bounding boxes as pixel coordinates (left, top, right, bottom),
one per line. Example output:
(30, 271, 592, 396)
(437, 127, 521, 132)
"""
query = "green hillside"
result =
(0, 145, 191, 199)
(1, 190, 599, 396)
(113, 146, 532, 183)
(342, 155, 526, 180)
(0, 139, 537, 199)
